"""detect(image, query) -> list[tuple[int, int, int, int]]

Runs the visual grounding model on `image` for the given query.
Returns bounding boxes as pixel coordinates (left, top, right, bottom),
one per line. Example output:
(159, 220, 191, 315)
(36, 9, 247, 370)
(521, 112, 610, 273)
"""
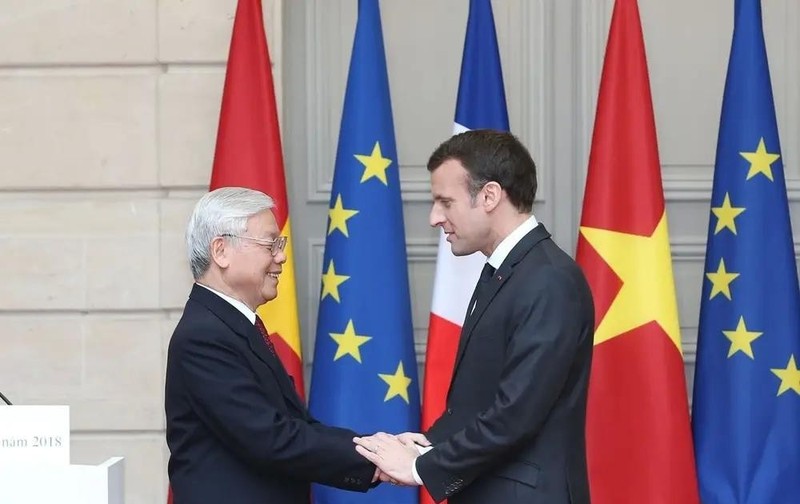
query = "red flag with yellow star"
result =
(575, 0, 700, 502)
(210, 0, 304, 395)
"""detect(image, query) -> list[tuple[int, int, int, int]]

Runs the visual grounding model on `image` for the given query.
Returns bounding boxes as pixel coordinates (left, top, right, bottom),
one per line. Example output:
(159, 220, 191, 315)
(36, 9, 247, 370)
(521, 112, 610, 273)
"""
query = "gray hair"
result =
(186, 187, 275, 280)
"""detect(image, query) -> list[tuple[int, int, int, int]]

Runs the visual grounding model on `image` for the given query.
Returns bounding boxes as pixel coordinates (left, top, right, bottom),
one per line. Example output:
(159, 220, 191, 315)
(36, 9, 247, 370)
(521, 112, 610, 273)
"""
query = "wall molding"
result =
(663, 174, 800, 201)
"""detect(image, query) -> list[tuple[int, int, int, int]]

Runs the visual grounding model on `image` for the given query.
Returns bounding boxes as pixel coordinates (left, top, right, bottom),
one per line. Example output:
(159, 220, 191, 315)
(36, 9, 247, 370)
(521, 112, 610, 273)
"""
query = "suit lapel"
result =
(449, 225, 553, 392)
(189, 285, 306, 414)
(451, 264, 509, 378)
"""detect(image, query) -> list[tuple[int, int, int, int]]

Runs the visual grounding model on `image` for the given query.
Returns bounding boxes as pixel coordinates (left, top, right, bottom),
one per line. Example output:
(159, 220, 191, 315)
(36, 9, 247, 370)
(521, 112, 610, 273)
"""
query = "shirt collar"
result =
(196, 283, 257, 324)
(487, 214, 539, 270)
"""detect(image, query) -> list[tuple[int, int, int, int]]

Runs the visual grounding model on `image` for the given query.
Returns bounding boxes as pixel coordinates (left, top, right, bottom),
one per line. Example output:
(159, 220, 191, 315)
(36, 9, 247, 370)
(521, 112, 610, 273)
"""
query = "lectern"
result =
(0, 405, 125, 504)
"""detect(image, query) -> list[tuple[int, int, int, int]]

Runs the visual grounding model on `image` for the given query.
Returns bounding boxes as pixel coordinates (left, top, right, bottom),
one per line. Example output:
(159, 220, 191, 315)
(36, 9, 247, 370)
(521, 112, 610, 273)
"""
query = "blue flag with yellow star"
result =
(308, 1, 420, 503)
(691, 1, 800, 502)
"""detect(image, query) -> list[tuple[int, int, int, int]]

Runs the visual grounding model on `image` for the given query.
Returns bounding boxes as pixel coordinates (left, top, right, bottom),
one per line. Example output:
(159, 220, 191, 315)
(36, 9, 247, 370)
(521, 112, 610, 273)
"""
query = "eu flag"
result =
(308, 1, 420, 503)
(692, 1, 800, 502)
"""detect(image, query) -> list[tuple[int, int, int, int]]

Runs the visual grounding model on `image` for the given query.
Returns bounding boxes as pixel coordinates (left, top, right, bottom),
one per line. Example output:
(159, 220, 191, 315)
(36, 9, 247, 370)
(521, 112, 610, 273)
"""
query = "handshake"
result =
(353, 431, 431, 487)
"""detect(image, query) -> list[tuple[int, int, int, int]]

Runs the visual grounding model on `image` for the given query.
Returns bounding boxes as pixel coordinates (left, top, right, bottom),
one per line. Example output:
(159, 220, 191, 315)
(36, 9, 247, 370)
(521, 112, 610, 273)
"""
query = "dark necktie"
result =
(254, 316, 301, 406)
(255, 316, 278, 357)
(468, 263, 496, 317)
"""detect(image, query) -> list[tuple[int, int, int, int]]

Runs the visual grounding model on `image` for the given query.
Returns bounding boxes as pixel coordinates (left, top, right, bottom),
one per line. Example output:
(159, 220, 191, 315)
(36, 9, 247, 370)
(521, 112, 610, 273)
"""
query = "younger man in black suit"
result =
(356, 130, 595, 504)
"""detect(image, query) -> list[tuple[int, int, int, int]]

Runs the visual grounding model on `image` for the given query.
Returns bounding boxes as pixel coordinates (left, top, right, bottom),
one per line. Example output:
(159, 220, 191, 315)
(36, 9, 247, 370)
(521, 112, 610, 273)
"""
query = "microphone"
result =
(0, 390, 11, 405)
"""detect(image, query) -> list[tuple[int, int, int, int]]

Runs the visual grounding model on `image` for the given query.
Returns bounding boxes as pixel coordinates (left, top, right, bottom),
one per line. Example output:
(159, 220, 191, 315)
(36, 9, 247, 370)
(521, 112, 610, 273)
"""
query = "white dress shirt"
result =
(196, 283, 257, 324)
(486, 214, 539, 271)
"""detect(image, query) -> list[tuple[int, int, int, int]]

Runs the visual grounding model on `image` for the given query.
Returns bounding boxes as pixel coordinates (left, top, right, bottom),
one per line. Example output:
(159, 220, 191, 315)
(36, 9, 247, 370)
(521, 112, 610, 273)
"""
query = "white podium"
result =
(0, 457, 125, 504)
(0, 405, 125, 504)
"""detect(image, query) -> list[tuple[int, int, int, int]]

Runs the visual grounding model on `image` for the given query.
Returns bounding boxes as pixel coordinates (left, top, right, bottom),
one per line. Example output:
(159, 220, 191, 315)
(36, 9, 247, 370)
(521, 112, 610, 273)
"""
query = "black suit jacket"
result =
(165, 285, 374, 504)
(417, 224, 594, 504)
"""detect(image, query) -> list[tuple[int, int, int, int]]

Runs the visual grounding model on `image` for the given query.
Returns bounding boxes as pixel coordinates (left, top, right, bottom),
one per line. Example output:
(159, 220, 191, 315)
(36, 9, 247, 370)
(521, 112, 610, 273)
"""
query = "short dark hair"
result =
(427, 130, 537, 213)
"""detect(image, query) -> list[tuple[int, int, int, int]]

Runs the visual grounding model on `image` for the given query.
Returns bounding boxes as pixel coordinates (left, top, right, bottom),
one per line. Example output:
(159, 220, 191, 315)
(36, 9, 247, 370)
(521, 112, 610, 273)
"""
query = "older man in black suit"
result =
(165, 187, 376, 504)
(356, 130, 595, 504)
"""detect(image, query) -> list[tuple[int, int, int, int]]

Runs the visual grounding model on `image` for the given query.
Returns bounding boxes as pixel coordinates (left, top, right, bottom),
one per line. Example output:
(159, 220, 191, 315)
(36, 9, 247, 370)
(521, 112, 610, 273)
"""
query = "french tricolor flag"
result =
(421, 0, 509, 501)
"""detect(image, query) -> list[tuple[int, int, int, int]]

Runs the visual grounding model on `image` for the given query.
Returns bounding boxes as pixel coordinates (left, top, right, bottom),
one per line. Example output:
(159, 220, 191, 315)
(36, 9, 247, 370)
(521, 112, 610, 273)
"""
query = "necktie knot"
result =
(468, 263, 496, 318)
(480, 263, 496, 283)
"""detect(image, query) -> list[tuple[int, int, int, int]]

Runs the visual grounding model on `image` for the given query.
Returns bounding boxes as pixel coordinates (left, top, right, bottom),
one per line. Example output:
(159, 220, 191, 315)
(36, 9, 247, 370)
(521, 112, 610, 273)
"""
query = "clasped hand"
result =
(355, 432, 430, 486)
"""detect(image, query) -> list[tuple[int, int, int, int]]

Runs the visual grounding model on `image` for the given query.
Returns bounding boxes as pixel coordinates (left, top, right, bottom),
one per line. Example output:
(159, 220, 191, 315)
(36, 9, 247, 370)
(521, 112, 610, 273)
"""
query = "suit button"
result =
(446, 408, 453, 415)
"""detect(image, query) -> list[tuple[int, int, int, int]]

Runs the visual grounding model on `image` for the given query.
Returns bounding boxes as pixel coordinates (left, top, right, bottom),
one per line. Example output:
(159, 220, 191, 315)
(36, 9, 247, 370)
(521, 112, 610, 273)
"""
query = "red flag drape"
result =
(575, 1, 700, 502)
(209, 0, 304, 394)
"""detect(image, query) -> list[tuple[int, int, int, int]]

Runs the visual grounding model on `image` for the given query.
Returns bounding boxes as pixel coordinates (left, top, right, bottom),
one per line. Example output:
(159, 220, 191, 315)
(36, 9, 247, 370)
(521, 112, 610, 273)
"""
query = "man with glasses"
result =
(165, 187, 377, 504)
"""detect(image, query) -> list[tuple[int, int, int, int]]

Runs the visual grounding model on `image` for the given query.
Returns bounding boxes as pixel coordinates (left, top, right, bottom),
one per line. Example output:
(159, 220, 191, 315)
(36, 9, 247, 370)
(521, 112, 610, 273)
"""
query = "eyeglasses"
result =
(221, 234, 287, 256)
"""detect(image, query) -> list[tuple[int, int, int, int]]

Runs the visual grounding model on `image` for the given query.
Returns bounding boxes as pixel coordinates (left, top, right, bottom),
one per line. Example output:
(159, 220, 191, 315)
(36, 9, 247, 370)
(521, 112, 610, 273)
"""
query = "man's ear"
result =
(481, 181, 503, 212)
(210, 236, 231, 269)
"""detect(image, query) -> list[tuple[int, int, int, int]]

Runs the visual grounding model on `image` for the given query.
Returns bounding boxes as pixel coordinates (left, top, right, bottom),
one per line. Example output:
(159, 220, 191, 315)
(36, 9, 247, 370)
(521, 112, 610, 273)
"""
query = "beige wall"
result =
(0, 1, 281, 503)
(0, 1, 798, 503)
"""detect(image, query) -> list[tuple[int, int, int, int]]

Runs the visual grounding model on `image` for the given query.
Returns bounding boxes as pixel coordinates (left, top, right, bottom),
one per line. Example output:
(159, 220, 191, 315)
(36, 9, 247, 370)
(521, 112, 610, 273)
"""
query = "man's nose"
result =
(429, 206, 444, 228)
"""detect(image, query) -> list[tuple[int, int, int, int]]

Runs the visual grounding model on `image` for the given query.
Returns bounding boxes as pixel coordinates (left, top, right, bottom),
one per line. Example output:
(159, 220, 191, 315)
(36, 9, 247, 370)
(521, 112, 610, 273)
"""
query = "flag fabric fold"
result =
(575, 0, 700, 502)
(422, 0, 509, 466)
(308, 1, 419, 503)
(692, 1, 800, 502)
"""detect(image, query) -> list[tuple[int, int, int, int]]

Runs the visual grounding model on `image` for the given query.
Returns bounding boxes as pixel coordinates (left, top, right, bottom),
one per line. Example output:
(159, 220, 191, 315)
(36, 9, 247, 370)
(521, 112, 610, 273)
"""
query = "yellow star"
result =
(378, 361, 412, 403)
(579, 212, 681, 350)
(320, 260, 349, 302)
(706, 258, 739, 300)
(711, 193, 746, 235)
(740, 137, 780, 181)
(330, 320, 371, 363)
(327, 194, 359, 237)
(771, 355, 800, 396)
(355, 142, 392, 185)
(722, 316, 762, 359)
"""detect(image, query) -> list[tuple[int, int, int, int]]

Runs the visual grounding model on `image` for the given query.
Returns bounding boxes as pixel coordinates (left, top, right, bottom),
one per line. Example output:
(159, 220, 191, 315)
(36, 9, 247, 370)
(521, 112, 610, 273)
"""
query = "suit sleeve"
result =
(416, 268, 582, 501)
(175, 332, 375, 491)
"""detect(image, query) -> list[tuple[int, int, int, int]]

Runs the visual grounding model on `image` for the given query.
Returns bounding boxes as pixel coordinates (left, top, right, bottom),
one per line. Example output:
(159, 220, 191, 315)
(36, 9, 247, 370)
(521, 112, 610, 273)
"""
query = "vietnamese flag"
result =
(575, 0, 700, 503)
(209, 0, 305, 394)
